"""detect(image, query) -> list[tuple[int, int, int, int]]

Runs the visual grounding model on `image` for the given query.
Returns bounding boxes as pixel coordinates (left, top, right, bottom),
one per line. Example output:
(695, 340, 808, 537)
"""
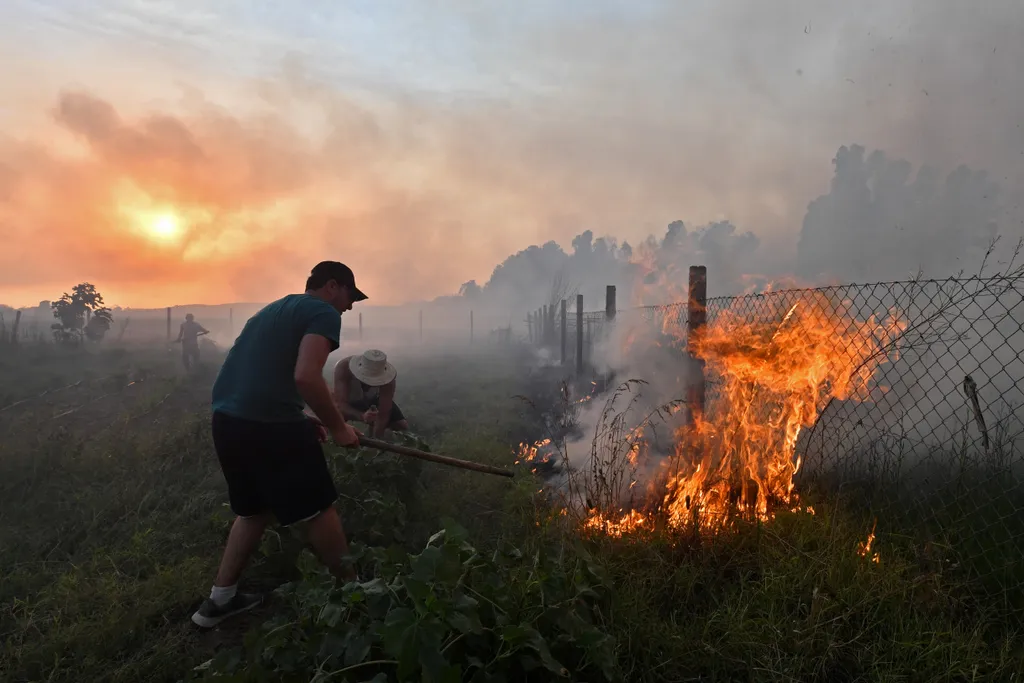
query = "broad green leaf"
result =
(499, 624, 532, 647)
(417, 633, 448, 682)
(411, 546, 442, 582)
(397, 622, 421, 681)
(453, 591, 478, 610)
(318, 602, 344, 628)
(446, 610, 482, 635)
(344, 632, 372, 668)
(440, 517, 469, 545)
(378, 608, 417, 657)
(402, 576, 433, 607)
(524, 629, 569, 677)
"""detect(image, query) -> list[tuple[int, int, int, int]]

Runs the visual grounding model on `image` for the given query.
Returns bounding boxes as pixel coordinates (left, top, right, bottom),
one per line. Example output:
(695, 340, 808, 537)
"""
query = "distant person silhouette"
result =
(176, 313, 209, 371)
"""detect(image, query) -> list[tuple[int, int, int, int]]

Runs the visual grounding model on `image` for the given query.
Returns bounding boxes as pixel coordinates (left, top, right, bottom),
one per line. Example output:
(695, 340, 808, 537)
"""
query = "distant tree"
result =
(51, 283, 113, 345)
(458, 280, 483, 300)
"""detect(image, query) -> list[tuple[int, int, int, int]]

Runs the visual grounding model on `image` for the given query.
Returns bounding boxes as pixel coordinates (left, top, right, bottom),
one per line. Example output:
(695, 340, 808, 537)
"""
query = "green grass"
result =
(1, 343, 1022, 682)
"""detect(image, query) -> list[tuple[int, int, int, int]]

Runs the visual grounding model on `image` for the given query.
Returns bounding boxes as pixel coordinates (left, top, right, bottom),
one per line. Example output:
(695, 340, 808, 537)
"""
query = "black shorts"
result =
(211, 411, 338, 526)
(350, 398, 406, 426)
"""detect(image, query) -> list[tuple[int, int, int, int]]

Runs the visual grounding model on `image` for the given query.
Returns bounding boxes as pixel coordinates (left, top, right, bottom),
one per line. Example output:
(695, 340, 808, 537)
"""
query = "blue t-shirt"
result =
(212, 293, 341, 422)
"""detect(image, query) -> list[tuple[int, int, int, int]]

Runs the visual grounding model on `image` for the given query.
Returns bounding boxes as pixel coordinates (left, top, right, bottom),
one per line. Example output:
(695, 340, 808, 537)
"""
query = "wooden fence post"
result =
(560, 299, 567, 364)
(542, 305, 549, 346)
(606, 285, 617, 321)
(686, 265, 707, 426)
(549, 305, 556, 345)
(11, 310, 21, 345)
(575, 295, 584, 375)
(166, 307, 172, 340)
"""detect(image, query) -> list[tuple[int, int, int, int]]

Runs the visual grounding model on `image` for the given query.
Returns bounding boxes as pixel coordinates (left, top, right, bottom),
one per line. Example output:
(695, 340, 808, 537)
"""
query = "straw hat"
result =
(349, 349, 397, 386)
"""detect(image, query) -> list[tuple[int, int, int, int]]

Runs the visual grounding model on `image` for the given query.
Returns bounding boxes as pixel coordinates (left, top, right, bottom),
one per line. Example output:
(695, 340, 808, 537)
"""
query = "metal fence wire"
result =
(539, 273, 1024, 612)
(718, 276, 1024, 610)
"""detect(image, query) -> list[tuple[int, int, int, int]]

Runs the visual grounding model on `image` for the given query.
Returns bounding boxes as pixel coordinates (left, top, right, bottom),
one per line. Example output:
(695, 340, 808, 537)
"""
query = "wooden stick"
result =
(358, 436, 514, 478)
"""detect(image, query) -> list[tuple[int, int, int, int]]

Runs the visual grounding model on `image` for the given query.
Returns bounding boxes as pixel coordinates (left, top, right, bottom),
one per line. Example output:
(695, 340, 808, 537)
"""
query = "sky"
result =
(1, 0, 1022, 308)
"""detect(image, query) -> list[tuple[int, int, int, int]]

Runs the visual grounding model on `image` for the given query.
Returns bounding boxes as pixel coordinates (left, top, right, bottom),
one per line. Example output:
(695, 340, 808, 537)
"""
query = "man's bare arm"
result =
(332, 358, 367, 422)
(295, 334, 348, 432)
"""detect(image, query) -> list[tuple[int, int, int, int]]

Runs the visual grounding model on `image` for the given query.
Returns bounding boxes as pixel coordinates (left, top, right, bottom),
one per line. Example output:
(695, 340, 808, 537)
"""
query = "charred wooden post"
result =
(11, 310, 21, 345)
(166, 307, 172, 341)
(606, 285, 617, 321)
(576, 295, 584, 374)
(560, 299, 567, 364)
(686, 265, 707, 426)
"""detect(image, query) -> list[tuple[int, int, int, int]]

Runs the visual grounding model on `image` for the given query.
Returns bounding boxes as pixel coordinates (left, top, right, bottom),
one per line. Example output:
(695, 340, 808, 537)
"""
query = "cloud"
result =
(1, 0, 1023, 308)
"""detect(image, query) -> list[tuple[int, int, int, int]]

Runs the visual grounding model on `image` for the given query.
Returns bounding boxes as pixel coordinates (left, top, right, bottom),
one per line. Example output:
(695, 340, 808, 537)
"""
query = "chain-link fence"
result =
(534, 273, 1024, 612)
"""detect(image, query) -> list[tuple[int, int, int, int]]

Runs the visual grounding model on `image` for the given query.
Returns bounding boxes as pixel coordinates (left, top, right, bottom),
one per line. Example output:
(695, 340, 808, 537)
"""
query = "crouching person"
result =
(333, 349, 409, 437)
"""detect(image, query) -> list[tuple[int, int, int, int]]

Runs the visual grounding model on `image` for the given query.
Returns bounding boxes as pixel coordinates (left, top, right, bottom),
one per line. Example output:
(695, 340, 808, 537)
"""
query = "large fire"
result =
(578, 290, 905, 536)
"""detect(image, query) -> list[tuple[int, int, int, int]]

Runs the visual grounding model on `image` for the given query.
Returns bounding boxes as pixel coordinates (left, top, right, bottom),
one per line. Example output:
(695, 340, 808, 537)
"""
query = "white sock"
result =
(210, 584, 237, 606)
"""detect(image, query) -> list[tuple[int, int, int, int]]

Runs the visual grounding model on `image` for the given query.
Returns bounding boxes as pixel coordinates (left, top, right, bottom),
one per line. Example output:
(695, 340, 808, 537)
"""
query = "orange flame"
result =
(583, 290, 904, 534)
(858, 519, 881, 563)
(514, 438, 552, 465)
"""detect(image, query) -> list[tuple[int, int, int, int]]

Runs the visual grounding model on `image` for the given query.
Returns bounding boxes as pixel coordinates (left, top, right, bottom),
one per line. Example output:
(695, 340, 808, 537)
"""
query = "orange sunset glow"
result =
(2, 2, 1022, 310)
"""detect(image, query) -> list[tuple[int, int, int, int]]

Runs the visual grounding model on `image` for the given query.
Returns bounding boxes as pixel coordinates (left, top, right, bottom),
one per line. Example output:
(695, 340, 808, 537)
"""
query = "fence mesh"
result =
(535, 274, 1024, 611)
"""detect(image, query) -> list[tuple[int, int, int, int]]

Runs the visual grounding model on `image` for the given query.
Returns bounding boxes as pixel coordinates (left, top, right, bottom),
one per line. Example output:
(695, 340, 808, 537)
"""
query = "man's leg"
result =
(214, 513, 273, 587)
(272, 421, 355, 581)
(192, 514, 269, 627)
(302, 507, 358, 582)
(193, 413, 268, 628)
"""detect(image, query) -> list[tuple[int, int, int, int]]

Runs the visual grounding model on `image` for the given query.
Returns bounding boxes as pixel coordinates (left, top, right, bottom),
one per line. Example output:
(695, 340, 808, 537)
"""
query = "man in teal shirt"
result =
(192, 261, 367, 628)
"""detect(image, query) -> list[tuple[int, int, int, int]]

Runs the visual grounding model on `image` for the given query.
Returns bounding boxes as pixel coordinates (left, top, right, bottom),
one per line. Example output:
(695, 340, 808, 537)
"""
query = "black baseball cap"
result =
(308, 261, 368, 301)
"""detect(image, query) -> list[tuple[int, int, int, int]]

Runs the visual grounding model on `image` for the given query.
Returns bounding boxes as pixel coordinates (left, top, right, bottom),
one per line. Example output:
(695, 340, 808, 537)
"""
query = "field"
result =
(2, 341, 1023, 682)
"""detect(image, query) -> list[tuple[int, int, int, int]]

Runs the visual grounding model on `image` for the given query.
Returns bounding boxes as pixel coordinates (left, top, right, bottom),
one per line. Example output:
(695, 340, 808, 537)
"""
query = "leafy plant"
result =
(51, 283, 113, 345)
(191, 520, 616, 683)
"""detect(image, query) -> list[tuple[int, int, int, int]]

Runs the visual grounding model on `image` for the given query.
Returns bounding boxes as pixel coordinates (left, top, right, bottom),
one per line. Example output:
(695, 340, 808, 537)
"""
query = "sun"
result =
(150, 213, 180, 239)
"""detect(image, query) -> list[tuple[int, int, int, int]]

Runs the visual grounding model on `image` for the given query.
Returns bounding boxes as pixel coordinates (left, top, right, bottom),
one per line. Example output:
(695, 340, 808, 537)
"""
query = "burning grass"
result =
(534, 291, 905, 539)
